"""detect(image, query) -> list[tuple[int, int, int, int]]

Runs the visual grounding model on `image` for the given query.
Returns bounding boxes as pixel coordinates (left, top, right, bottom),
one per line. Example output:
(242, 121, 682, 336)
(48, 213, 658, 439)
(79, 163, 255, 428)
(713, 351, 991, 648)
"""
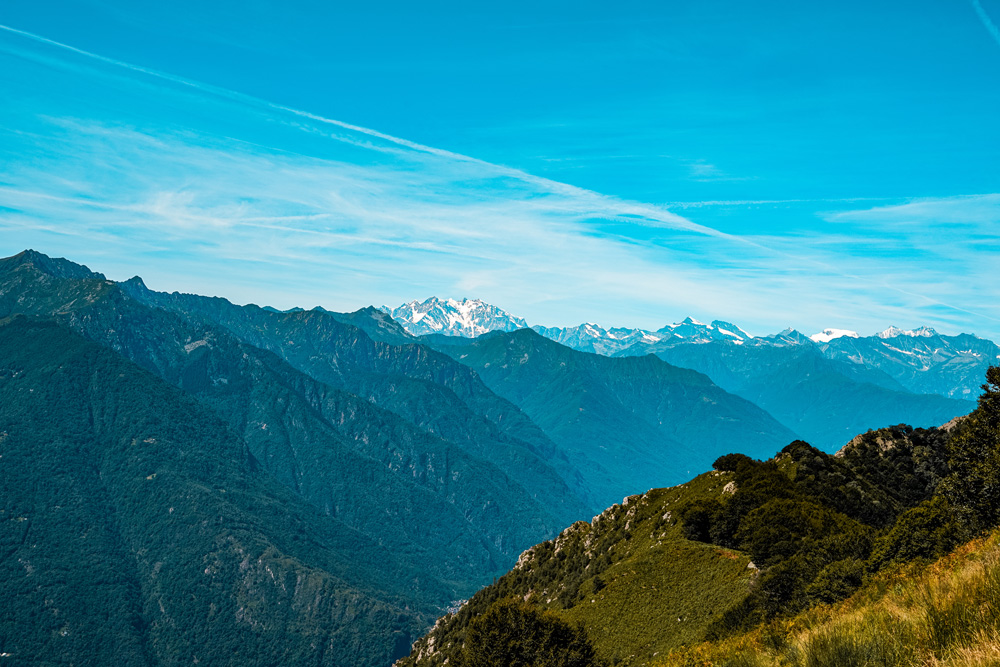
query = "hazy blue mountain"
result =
(322, 305, 416, 345)
(532, 322, 664, 356)
(383, 296, 979, 451)
(383, 296, 994, 403)
(623, 336, 974, 451)
(422, 328, 797, 508)
(816, 326, 1000, 399)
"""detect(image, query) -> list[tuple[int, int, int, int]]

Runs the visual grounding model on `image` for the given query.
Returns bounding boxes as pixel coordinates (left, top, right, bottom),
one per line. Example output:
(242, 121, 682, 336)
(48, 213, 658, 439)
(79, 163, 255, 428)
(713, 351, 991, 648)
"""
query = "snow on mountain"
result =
(810, 328, 860, 343)
(877, 326, 937, 339)
(656, 317, 753, 344)
(820, 327, 1000, 398)
(533, 322, 664, 356)
(382, 297, 528, 337)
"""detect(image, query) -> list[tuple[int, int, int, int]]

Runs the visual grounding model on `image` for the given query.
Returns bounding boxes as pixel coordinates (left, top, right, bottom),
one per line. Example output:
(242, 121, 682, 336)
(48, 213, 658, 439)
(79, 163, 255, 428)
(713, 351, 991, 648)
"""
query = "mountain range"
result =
(386, 297, 981, 451)
(2, 253, 996, 666)
(0, 250, 828, 665)
(382, 298, 528, 337)
(0, 251, 592, 665)
(386, 297, 998, 400)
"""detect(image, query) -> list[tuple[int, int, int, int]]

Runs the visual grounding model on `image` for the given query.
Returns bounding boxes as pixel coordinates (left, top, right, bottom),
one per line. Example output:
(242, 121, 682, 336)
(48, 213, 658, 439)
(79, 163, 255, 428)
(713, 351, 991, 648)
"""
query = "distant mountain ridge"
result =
(383, 296, 998, 400)
(383, 297, 979, 451)
(422, 328, 797, 508)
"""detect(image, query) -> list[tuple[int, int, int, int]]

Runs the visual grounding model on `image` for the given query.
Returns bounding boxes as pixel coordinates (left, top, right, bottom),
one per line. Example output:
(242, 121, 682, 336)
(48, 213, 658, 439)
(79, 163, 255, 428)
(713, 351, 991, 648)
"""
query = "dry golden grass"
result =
(653, 532, 1000, 667)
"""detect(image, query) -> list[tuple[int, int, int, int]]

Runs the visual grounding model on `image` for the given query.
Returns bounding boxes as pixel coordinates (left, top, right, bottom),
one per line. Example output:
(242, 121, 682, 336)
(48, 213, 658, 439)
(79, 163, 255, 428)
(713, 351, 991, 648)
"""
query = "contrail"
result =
(0, 22, 724, 241)
(0, 22, 993, 324)
(972, 0, 1000, 48)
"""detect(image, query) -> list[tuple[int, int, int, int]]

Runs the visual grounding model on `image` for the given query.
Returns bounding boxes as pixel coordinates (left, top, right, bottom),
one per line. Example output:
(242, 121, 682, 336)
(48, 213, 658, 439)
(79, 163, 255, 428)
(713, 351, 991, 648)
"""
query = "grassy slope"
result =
(399, 471, 758, 667)
(656, 530, 1000, 667)
(563, 540, 752, 664)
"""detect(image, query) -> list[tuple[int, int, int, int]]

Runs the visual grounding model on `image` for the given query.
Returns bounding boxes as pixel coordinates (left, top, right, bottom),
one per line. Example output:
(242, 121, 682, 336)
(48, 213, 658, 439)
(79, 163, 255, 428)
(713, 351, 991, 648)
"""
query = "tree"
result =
(940, 366, 1000, 533)
(460, 599, 603, 667)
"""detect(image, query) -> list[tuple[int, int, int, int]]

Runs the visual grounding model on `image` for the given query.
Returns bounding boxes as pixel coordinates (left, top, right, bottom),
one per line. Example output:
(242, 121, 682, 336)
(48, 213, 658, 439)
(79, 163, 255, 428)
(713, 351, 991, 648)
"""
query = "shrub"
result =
(460, 598, 603, 667)
(868, 496, 962, 570)
(714, 453, 755, 473)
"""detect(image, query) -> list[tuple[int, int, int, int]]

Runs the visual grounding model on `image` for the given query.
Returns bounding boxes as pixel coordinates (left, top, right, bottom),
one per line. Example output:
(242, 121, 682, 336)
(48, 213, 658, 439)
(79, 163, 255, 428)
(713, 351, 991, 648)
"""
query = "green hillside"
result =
(117, 272, 593, 518)
(398, 471, 756, 667)
(0, 250, 583, 583)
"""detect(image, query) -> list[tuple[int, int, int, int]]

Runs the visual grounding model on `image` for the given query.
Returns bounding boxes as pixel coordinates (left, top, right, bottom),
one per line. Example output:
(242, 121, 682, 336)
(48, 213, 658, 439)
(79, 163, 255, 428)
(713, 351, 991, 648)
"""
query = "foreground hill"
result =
(399, 365, 1000, 666)
(0, 317, 439, 666)
(658, 527, 1000, 666)
(423, 329, 797, 508)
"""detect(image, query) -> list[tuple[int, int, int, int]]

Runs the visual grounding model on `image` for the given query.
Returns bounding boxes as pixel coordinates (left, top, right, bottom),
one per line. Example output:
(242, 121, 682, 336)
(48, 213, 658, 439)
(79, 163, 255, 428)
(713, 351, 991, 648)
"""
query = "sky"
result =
(1, 0, 999, 338)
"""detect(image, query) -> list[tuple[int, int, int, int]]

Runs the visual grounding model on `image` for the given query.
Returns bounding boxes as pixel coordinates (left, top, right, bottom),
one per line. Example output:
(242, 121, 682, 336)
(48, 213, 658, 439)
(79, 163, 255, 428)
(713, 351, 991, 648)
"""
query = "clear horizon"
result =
(2, 2, 999, 339)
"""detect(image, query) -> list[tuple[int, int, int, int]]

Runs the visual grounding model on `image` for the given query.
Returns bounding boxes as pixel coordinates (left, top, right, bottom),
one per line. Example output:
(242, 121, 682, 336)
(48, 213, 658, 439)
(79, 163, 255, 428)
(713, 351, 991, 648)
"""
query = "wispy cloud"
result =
(1, 24, 998, 340)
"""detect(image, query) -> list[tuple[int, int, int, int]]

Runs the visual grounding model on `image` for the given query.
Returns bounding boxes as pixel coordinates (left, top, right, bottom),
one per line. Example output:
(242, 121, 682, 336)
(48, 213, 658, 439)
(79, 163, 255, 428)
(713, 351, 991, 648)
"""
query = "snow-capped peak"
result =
(877, 326, 938, 339)
(810, 328, 860, 343)
(384, 297, 527, 337)
(655, 317, 752, 343)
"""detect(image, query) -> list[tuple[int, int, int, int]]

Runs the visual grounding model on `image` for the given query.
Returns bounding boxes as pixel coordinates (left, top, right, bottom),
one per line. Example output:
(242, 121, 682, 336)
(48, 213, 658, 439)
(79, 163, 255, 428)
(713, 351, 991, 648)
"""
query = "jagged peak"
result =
(2, 249, 106, 281)
(386, 296, 527, 337)
(710, 320, 753, 340)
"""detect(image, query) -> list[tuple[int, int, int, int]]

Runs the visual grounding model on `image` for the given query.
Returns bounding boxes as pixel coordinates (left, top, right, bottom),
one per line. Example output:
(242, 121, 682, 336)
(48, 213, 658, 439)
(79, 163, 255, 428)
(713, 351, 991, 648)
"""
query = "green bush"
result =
(678, 498, 723, 543)
(868, 496, 962, 569)
(459, 598, 603, 667)
(805, 558, 866, 604)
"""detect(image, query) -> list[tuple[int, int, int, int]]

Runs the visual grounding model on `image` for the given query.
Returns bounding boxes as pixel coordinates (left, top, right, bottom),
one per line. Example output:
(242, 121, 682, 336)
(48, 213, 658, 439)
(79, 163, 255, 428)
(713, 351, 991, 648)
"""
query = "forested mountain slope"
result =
(423, 329, 797, 508)
(0, 317, 439, 666)
(117, 273, 591, 514)
(0, 249, 595, 663)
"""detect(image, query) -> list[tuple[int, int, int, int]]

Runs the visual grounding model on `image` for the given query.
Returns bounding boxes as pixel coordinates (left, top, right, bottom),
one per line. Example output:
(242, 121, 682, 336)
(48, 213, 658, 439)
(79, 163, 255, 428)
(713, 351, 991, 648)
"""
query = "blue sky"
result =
(1, 1, 999, 338)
